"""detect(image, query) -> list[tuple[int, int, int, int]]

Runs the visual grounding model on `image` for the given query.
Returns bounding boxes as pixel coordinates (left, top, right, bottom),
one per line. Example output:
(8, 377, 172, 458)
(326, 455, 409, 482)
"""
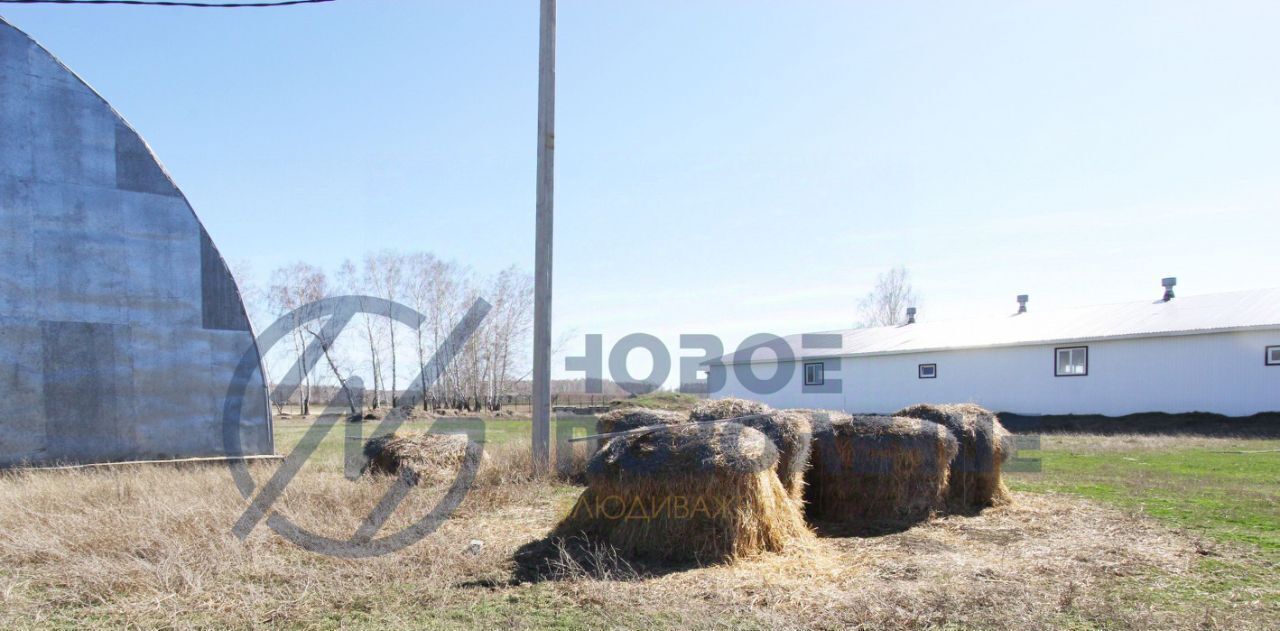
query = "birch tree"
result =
(856, 265, 919, 327)
(367, 251, 405, 406)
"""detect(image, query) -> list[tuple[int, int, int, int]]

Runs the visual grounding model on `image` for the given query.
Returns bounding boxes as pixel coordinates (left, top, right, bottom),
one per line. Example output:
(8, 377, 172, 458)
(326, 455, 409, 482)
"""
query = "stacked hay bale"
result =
(690, 399, 812, 504)
(595, 407, 687, 435)
(689, 397, 770, 422)
(804, 415, 958, 527)
(363, 432, 483, 484)
(553, 421, 810, 563)
(895, 403, 1013, 510)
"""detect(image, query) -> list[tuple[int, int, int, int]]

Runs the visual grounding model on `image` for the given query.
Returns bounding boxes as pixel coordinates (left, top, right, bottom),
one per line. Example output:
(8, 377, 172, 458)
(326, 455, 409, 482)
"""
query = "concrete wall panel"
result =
(41, 320, 136, 461)
(0, 63, 34, 181)
(0, 177, 34, 319)
(0, 17, 272, 466)
(0, 317, 45, 466)
(29, 83, 117, 189)
(200, 229, 250, 332)
(129, 325, 216, 458)
(209, 330, 273, 455)
(114, 124, 181, 198)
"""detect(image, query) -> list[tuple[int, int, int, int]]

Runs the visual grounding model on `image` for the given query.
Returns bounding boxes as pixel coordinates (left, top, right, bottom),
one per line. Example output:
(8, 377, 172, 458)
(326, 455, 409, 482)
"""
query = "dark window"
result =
(918, 363, 937, 379)
(1267, 346, 1280, 366)
(803, 362, 824, 386)
(1055, 346, 1088, 377)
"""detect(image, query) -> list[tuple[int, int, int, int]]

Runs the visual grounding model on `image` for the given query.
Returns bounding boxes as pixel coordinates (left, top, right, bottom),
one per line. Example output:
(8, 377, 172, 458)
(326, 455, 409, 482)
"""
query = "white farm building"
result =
(707, 284, 1280, 417)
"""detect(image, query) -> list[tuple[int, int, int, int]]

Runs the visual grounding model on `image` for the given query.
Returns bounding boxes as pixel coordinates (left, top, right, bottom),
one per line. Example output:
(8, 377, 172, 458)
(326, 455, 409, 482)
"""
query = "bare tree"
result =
(403, 252, 443, 411)
(857, 266, 919, 327)
(338, 259, 385, 409)
(259, 250, 535, 416)
(228, 259, 283, 413)
(269, 263, 322, 416)
(426, 259, 467, 410)
(367, 251, 405, 406)
(269, 263, 359, 416)
(481, 266, 534, 410)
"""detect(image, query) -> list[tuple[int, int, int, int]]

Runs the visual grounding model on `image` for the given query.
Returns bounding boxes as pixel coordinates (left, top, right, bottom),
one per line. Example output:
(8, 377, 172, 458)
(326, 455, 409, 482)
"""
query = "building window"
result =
(1055, 346, 1088, 377)
(1267, 346, 1280, 366)
(918, 363, 937, 379)
(803, 362, 824, 386)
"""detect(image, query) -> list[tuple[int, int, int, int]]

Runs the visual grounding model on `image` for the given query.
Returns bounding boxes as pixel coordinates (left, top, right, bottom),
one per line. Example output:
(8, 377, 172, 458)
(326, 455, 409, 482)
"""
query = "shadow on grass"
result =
(505, 535, 702, 585)
(806, 518, 918, 538)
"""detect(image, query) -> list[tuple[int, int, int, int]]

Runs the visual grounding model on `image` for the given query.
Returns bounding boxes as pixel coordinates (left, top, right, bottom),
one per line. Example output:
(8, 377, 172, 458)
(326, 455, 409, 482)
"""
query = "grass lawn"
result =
(1007, 434, 1280, 613)
(1008, 436, 1280, 553)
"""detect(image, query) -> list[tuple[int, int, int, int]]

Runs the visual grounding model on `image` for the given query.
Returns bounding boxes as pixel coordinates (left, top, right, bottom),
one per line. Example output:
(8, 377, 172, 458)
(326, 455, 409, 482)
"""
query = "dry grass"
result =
(0, 461, 563, 628)
(638, 492, 1209, 629)
(0, 436, 1272, 629)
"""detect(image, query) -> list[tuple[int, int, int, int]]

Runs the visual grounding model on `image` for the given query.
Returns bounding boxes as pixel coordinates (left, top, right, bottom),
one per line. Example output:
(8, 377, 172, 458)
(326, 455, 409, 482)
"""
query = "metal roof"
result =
(712, 287, 1280, 365)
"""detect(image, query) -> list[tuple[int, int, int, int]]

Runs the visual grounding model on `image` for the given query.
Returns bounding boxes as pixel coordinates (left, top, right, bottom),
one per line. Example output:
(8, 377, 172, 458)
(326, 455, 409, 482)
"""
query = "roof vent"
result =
(905, 307, 917, 324)
(1017, 294, 1029, 314)
(1162, 277, 1177, 302)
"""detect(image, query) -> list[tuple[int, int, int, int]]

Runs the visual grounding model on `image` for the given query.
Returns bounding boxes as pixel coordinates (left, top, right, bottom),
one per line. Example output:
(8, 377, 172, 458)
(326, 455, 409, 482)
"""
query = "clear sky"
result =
(4, 1, 1278, 385)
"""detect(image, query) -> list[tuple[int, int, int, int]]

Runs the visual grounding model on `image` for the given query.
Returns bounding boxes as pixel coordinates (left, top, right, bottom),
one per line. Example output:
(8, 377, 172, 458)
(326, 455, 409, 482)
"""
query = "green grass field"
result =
(1007, 434, 1280, 614)
(1008, 436, 1280, 553)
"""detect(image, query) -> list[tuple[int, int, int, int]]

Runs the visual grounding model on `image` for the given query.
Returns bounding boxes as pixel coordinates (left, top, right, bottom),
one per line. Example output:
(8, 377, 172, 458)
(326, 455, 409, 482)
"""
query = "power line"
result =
(0, 0, 332, 7)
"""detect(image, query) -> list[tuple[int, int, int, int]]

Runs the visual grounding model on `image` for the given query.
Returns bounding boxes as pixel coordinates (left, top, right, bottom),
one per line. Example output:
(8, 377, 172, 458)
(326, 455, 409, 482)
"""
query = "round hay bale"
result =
(804, 415, 959, 527)
(689, 397, 771, 422)
(895, 403, 1013, 510)
(688, 400, 811, 503)
(363, 432, 483, 484)
(595, 407, 686, 435)
(734, 411, 812, 503)
(691, 399, 808, 501)
(554, 422, 810, 564)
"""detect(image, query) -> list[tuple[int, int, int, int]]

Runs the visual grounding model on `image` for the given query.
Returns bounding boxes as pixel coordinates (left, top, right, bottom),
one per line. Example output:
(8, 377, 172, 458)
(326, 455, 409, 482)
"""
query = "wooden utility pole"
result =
(531, 0, 555, 473)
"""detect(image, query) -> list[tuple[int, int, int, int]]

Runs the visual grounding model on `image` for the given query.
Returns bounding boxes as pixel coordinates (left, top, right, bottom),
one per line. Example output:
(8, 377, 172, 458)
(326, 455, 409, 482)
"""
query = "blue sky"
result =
(4, 1, 1278, 384)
